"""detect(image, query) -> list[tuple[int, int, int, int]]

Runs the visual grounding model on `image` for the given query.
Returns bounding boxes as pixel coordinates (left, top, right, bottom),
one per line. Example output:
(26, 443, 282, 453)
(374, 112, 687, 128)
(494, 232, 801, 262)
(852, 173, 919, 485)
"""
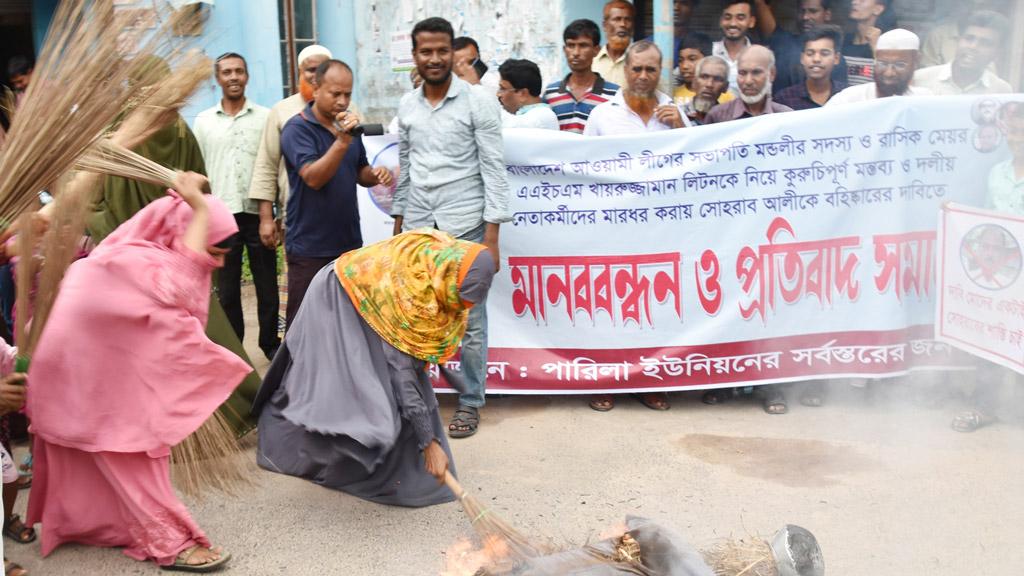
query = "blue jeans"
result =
(438, 224, 488, 408)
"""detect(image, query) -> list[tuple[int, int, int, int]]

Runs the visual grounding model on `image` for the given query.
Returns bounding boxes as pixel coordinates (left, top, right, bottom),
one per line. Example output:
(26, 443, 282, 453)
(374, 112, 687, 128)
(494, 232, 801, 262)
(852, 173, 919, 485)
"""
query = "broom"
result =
(0, 0, 189, 226)
(2, 1, 251, 498)
(444, 471, 553, 563)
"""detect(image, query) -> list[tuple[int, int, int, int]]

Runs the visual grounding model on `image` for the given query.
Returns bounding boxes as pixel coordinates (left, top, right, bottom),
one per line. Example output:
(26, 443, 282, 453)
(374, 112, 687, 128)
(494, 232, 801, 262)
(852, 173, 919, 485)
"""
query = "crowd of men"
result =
(2, 0, 1017, 436)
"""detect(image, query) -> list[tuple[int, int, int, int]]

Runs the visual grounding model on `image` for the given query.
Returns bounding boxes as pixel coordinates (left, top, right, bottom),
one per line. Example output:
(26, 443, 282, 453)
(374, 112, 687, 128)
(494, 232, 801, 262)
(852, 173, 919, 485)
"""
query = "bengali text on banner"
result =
(359, 95, 1023, 393)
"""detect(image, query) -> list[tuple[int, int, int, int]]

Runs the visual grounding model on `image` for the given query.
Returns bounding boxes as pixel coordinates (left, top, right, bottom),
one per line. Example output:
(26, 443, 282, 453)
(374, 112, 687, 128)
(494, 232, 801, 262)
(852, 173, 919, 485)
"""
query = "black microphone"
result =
(351, 123, 384, 137)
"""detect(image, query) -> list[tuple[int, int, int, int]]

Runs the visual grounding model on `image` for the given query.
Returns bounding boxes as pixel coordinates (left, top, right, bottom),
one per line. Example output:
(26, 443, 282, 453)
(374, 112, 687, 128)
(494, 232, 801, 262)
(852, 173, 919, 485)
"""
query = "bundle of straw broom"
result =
(0, 0, 250, 498)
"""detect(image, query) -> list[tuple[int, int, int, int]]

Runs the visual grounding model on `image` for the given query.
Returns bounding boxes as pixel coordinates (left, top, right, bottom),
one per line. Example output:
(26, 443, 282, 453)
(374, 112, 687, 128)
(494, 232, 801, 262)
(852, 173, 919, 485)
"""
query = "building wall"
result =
(178, 0, 285, 122)
(351, 0, 579, 123)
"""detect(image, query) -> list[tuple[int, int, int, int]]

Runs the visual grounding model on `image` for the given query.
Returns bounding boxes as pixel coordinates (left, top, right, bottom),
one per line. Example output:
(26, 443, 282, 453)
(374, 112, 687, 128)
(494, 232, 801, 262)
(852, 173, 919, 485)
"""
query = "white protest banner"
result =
(936, 203, 1024, 375)
(360, 96, 1023, 393)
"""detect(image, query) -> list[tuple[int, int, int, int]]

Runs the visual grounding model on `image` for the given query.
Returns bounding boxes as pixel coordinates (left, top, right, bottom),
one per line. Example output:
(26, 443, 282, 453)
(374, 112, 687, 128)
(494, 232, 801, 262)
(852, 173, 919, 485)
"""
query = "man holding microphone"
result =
(279, 59, 392, 328)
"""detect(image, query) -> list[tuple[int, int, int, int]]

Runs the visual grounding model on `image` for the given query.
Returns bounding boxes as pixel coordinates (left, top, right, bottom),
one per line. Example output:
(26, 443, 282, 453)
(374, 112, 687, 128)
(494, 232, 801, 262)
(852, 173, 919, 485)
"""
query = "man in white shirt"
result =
(581, 40, 684, 414)
(497, 59, 559, 130)
(712, 0, 757, 94)
(827, 28, 932, 105)
(584, 41, 690, 136)
(193, 52, 279, 360)
(914, 10, 1012, 96)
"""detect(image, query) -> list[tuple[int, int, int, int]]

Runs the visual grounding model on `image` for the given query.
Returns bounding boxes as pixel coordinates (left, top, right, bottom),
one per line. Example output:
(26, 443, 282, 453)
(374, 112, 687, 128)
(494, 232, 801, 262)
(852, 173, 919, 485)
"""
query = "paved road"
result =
(12, 286, 1024, 575)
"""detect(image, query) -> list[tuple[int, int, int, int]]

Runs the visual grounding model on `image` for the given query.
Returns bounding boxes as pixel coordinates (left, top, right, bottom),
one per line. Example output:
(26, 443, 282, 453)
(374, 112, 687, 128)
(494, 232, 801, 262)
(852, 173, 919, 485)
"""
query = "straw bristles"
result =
(25, 172, 98, 358)
(13, 213, 40, 353)
(444, 472, 554, 563)
(171, 409, 256, 500)
(702, 537, 778, 576)
(76, 138, 179, 189)
(0, 0, 202, 225)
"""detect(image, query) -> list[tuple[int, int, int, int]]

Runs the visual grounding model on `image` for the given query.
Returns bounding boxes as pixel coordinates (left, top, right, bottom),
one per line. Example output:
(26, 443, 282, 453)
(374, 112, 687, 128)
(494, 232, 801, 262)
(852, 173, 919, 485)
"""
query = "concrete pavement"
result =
(11, 286, 1023, 575)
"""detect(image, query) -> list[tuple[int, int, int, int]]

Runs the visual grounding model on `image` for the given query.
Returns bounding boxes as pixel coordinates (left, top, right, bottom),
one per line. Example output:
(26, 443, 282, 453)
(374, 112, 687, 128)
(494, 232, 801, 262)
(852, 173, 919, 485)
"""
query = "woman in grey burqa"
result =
(252, 229, 495, 506)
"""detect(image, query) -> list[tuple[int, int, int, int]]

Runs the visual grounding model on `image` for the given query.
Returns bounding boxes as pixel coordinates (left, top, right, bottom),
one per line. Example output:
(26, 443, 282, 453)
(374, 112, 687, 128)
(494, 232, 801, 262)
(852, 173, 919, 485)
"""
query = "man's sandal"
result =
(762, 388, 789, 415)
(589, 395, 615, 411)
(4, 559, 27, 576)
(448, 406, 479, 438)
(634, 392, 670, 411)
(951, 410, 994, 433)
(161, 545, 231, 573)
(3, 516, 35, 544)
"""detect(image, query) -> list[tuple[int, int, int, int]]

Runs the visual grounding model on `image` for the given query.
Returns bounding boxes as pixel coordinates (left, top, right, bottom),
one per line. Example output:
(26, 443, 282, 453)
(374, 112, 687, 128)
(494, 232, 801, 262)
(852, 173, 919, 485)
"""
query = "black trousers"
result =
(217, 212, 281, 355)
(284, 253, 338, 330)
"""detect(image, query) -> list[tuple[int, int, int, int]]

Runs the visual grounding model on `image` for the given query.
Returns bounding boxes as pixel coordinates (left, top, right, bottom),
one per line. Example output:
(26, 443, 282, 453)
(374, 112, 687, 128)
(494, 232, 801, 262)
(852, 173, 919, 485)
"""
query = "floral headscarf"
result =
(335, 229, 488, 364)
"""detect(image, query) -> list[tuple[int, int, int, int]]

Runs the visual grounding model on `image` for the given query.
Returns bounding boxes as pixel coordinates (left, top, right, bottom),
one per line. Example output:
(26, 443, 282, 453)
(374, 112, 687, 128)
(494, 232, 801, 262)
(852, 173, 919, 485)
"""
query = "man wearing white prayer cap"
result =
(827, 28, 933, 105)
(248, 44, 362, 354)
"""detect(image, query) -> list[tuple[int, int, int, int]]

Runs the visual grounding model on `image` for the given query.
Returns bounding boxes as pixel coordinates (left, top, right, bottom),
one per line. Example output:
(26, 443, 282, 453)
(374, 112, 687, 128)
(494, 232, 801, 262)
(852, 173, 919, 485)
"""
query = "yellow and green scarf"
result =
(335, 229, 487, 364)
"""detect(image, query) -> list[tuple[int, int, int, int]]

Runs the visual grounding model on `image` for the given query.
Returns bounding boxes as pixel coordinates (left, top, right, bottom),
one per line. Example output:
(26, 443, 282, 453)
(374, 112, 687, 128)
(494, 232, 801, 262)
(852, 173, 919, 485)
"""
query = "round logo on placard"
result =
(960, 223, 1022, 291)
(367, 141, 399, 215)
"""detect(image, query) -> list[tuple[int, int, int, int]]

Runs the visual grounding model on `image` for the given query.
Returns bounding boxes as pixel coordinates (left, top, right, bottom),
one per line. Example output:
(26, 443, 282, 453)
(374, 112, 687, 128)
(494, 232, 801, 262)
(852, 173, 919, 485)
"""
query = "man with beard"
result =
(585, 41, 690, 136)
(751, 0, 849, 93)
(542, 19, 620, 134)
(193, 53, 279, 361)
(914, 11, 1012, 96)
(828, 29, 932, 105)
(712, 0, 757, 94)
(583, 41, 686, 414)
(704, 45, 792, 124)
(673, 34, 730, 107)
(684, 55, 732, 124)
(392, 17, 508, 439)
(774, 25, 846, 110)
(279, 60, 392, 328)
(592, 0, 635, 88)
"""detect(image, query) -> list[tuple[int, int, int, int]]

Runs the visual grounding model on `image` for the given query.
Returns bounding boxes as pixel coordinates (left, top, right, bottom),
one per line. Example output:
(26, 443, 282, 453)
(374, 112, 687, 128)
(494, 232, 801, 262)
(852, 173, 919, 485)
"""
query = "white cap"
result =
(875, 29, 920, 51)
(297, 45, 332, 65)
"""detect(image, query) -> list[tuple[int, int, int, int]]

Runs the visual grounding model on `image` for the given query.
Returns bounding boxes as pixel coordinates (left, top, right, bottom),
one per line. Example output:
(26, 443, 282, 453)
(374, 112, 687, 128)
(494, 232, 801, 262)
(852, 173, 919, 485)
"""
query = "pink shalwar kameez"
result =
(25, 193, 250, 566)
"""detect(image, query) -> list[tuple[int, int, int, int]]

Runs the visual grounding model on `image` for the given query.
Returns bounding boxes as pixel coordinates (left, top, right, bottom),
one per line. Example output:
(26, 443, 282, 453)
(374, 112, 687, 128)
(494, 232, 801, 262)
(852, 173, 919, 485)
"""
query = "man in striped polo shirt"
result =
(541, 19, 620, 134)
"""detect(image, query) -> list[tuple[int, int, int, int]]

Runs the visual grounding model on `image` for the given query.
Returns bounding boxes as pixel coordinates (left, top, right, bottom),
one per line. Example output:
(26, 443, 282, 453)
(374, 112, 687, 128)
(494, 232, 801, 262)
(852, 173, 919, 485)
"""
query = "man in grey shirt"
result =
(392, 16, 509, 439)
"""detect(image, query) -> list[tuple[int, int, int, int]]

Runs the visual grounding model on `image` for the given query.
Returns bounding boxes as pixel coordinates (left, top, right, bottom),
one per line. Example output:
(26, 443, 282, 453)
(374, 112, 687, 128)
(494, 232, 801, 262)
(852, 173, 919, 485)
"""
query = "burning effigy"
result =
(442, 514, 824, 576)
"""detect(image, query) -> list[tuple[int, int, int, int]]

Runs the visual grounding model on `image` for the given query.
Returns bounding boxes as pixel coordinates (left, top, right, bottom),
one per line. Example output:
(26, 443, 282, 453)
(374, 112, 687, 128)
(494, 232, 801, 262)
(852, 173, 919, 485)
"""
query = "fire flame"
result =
(440, 535, 515, 576)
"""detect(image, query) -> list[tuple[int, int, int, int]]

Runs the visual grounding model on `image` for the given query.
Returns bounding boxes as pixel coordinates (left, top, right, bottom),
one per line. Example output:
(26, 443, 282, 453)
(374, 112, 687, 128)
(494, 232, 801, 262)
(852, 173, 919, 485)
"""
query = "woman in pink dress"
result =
(25, 172, 251, 572)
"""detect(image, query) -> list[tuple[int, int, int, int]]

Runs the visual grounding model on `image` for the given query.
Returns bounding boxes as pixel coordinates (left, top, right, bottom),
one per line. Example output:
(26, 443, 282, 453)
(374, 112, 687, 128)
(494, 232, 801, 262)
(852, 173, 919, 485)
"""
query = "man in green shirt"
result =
(194, 53, 279, 361)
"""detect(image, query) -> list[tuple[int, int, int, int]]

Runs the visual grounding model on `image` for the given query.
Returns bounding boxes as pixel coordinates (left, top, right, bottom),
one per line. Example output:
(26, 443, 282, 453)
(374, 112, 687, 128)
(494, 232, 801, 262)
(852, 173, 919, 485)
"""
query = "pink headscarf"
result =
(27, 192, 251, 455)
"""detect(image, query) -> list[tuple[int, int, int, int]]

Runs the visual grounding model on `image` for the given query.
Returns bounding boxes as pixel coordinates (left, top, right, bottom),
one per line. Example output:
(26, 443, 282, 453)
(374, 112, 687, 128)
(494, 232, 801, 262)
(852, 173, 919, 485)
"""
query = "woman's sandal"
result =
(589, 395, 615, 411)
(951, 410, 994, 433)
(161, 545, 231, 573)
(448, 406, 479, 439)
(4, 559, 27, 576)
(3, 515, 35, 544)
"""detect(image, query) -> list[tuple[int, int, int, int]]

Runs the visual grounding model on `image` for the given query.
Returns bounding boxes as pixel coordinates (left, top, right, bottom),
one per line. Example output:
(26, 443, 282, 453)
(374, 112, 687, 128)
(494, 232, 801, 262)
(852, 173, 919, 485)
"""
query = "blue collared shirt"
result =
(280, 102, 368, 257)
(393, 75, 510, 237)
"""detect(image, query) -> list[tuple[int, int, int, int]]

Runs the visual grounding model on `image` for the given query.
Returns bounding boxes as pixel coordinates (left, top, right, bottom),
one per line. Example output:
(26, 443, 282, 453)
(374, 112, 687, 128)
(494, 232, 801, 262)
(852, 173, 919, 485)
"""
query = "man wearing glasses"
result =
(827, 28, 932, 105)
